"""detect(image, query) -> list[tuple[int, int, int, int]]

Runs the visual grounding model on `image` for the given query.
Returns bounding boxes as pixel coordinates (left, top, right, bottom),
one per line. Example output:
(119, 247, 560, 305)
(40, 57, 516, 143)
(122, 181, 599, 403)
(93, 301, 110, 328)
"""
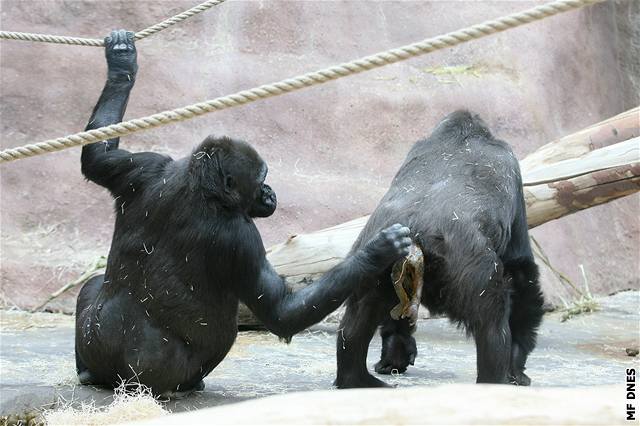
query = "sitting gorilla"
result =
(334, 110, 544, 388)
(76, 31, 412, 398)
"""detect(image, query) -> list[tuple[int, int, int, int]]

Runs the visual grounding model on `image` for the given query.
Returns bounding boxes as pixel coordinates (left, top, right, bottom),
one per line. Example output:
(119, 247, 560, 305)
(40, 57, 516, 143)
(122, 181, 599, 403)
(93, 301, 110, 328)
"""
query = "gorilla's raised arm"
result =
(86, 30, 137, 139)
(81, 30, 168, 192)
(239, 224, 411, 340)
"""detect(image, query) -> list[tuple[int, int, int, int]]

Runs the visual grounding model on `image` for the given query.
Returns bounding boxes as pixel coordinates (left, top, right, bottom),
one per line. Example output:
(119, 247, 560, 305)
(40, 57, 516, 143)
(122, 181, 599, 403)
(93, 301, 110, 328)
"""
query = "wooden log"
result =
(524, 161, 640, 228)
(267, 216, 369, 284)
(524, 135, 640, 227)
(522, 137, 639, 185)
(519, 106, 639, 171)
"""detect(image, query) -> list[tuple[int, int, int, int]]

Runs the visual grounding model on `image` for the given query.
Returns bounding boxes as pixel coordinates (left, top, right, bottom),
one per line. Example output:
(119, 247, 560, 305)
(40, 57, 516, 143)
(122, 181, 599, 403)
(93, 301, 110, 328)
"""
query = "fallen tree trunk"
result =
(524, 140, 640, 227)
(519, 106, 639, 170)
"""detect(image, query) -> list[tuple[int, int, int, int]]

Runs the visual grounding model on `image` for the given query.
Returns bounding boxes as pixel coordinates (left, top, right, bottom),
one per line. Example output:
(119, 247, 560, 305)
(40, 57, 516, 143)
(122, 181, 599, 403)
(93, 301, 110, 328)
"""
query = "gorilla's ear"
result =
(223, 175, 235, 193)
(221, 170, 242, 207)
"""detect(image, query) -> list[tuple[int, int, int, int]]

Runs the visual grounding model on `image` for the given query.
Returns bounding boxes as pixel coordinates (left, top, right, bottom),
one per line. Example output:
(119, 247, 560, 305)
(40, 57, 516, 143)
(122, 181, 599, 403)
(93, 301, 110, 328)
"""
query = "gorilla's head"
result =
(190, 136, 277, 218)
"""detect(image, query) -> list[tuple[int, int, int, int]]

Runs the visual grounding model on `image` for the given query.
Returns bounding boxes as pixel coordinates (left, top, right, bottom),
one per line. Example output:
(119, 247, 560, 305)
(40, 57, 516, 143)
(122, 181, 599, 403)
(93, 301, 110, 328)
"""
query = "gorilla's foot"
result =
(77, 370, 97, 385)
(160, 380, 205, 400)
(374, 357, 410, 375)
(375, 339, 416, 375)
(334, 372, 391, 389)
(476, 374, 511, 385)
(509, 371, 531, 386)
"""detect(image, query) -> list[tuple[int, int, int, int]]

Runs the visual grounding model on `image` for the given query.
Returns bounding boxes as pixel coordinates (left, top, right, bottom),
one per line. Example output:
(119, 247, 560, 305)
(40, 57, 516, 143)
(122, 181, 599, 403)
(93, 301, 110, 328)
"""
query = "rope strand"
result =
(0, 0, 604, 163)
(0, 0, 226, 47)
(133, 0, 227, 41)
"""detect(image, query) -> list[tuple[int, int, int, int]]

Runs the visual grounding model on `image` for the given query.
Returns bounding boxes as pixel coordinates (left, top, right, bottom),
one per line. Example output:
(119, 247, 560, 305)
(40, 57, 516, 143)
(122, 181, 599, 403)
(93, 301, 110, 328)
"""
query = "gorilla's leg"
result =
(75, 275, 104, 385)
(374, 317, 417, 375)
(505, 258, 544, 386)
(335, 291, 390, 388)
(472, 292, 512, 384)
(120, 317, 212, 398)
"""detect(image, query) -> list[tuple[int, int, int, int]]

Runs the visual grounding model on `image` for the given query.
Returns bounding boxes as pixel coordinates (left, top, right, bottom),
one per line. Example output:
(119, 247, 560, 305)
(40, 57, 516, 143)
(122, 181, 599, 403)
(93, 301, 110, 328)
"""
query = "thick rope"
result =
(0, 0, 604, 163)
(0, 0, 226, 47)
(132, 0, 227, 40)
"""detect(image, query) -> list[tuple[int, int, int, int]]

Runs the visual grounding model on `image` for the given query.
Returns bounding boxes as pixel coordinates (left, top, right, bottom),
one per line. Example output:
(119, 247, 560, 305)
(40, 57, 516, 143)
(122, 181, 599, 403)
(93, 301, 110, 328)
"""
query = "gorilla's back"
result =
(354, 110, 523, 258)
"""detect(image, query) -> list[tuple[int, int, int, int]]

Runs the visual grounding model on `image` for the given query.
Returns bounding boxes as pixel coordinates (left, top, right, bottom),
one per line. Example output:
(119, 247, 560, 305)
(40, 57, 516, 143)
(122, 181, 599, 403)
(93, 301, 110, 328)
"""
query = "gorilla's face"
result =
(222, 147, 277, 218)
(191, 136, 278, 218)
(248, 164, 277, 218)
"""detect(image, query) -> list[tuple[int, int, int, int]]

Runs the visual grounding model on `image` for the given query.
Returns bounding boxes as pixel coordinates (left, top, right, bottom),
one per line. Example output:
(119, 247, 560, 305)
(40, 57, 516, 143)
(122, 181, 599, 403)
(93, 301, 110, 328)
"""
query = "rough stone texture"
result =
(0, 0, 638, 312)
(0, 291, 638, 418)
(134, 385, 625, 425)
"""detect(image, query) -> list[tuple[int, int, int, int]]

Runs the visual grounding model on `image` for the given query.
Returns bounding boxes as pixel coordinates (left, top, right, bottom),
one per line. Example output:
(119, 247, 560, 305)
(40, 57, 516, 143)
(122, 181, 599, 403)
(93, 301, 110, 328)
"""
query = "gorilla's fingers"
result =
(372, 223, 414, 261)
(105, 30, 118, 46)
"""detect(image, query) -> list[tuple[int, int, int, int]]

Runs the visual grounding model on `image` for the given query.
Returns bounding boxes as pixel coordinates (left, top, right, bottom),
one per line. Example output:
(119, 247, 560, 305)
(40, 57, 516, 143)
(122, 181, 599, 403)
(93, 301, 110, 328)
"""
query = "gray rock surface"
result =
(135, 384, 626, 425)
(1, 291, 638, 417)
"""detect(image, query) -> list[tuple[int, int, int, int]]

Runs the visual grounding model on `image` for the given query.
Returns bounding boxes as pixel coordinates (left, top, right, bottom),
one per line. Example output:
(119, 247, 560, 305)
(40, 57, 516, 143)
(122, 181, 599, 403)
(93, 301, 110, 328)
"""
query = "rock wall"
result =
(1, 0, 638, 312)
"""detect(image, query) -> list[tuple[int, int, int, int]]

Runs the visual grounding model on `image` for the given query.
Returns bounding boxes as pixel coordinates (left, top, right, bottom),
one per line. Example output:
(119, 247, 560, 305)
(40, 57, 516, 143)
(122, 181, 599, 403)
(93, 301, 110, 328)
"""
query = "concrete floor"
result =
(0, 291, 638, 417)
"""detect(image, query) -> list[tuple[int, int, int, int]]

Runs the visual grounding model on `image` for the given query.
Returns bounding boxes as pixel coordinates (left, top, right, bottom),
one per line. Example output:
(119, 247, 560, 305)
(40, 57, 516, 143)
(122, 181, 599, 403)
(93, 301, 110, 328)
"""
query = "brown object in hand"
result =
(390, 244, 424, 325)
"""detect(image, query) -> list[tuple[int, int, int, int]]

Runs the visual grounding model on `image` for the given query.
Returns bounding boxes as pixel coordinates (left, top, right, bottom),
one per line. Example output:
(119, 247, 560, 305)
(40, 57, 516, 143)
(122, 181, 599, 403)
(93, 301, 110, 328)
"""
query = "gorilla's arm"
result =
(81, 30, 168, 191)
(240, 224, 411, 339)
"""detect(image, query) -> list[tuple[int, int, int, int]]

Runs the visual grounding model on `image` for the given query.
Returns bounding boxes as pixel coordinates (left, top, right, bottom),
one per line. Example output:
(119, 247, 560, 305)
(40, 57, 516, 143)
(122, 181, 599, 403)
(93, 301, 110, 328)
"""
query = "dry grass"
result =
(43, 383, 168, 426)
(560, 296, 600, 322)
(560, 264, 600, 322)
(530, 237, 601, 321)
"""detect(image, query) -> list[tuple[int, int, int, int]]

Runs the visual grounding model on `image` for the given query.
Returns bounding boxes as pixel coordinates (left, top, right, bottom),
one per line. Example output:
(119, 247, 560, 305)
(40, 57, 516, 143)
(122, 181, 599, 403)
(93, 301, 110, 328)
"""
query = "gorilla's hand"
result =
(105, 30, 138, 81)
(361, 224, 412, 269)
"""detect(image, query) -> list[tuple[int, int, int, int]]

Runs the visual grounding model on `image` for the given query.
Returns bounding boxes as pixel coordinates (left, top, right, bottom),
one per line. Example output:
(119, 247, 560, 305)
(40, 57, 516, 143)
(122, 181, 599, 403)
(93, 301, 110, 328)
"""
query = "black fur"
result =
(75, 31, 413, 397)
(335, 110, 544, 388)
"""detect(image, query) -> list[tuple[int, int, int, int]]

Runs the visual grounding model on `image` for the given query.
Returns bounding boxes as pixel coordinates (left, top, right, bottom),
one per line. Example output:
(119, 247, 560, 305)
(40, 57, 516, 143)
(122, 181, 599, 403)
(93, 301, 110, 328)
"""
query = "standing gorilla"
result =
(335, 111, 544, 388)
(76, 31, 412, 397)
